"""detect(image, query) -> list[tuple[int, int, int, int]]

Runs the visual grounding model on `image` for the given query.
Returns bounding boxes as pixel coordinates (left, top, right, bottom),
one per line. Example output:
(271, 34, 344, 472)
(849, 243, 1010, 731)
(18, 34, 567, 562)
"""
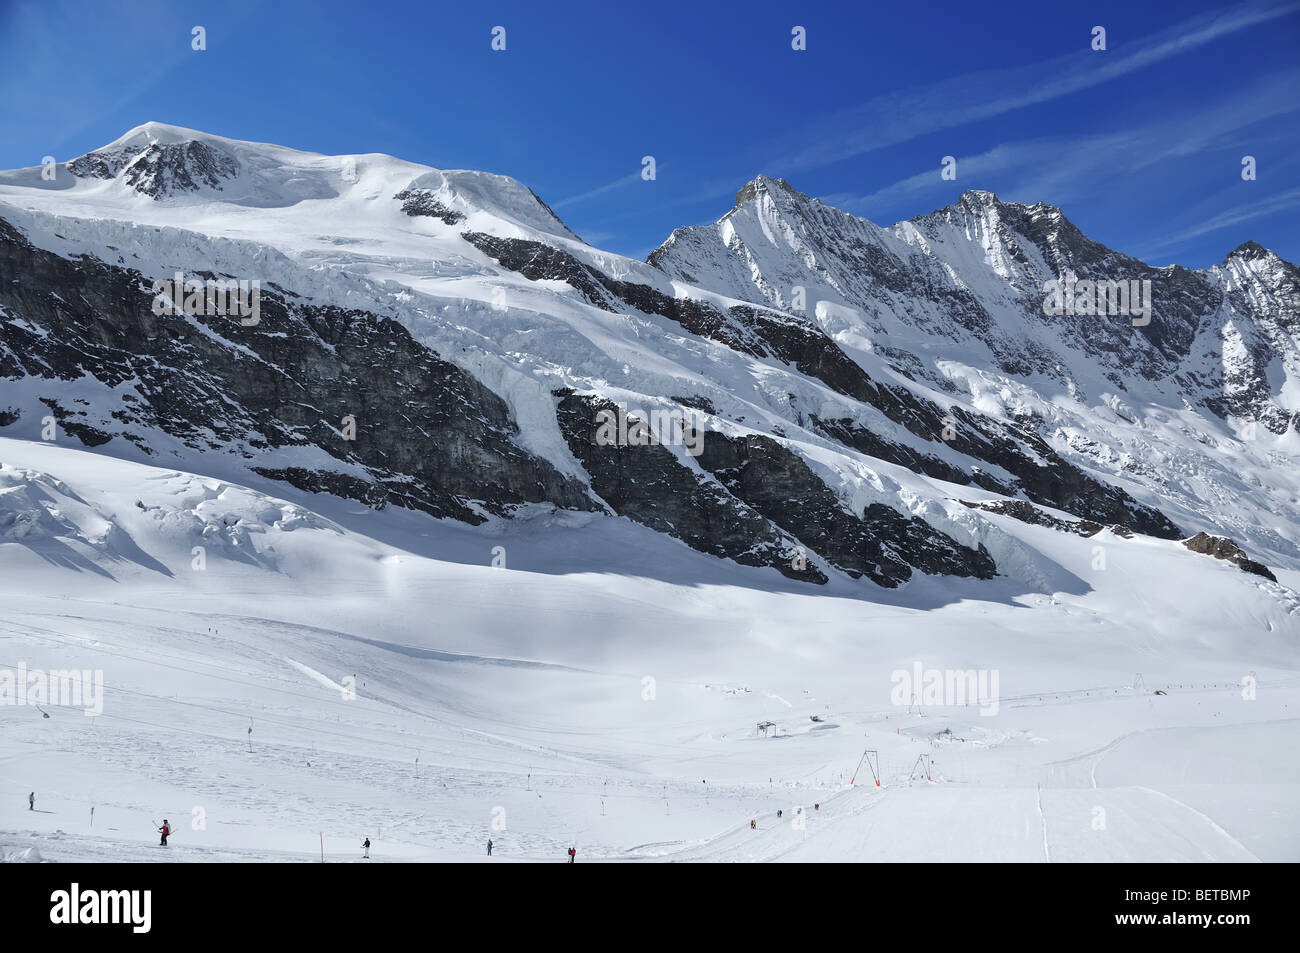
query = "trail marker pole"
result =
(320, 832, 324, 863)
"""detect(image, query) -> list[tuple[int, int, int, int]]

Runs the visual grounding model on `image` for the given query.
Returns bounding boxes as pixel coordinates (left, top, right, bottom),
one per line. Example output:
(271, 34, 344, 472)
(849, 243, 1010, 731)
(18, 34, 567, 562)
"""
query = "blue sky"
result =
(1, 0, 1296, 266)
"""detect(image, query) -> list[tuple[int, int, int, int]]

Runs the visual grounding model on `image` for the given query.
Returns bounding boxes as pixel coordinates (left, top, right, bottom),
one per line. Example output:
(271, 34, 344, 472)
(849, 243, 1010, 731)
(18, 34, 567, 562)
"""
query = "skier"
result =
(487, 839, 493, 856)
(750, 819, 756, 830)
(362, 837, 370, 859)
(28, 792, 34, 811)
(567, 846, 576, 863)
(814, 803, 820, 811)
(158, 819, 170, 846)
(776, 809, 782, 819)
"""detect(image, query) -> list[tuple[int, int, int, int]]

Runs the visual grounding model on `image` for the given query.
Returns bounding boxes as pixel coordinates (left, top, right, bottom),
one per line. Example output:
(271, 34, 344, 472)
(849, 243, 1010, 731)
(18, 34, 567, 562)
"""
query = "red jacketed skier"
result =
(158, 819, 170, 846)
(567, 846, 575, 863)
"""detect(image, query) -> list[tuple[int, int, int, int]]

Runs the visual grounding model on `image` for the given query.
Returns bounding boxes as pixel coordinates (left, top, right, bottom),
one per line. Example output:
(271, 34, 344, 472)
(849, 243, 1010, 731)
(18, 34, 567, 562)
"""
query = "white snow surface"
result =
(1, 439, 1297, 862)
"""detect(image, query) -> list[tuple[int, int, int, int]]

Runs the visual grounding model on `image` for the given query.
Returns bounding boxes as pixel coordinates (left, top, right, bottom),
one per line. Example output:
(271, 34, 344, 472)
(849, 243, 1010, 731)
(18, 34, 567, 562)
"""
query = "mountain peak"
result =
(959, 188, 1001, 205)
(735, 175, 811, 208)
(101, 121, 216, 150)
(69, 130, 239, 199)
(1224, 239, 1273, 264)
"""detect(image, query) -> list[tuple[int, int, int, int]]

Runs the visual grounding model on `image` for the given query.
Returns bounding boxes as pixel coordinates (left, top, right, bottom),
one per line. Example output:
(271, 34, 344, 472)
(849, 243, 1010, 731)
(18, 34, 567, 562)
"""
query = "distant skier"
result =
(814, 803, 820, 811)
(28, 792, 34, 811)
(487, 839, 493, 856)
(158, 819, 170, 846)
(567, 846, 575, 863)
(362, 837, 370, 859)
(776, 809, 782, 819)
(750, 819, 756, 830)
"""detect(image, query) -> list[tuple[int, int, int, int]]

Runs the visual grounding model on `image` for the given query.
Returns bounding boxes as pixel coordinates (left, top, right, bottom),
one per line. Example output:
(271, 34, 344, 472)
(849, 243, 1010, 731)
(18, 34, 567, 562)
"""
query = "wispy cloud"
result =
(771, 1, 1300, 175)
(553, 171, 645, 209)
(825, 70, 1300, 221)
(1137, 188, 1300, 257)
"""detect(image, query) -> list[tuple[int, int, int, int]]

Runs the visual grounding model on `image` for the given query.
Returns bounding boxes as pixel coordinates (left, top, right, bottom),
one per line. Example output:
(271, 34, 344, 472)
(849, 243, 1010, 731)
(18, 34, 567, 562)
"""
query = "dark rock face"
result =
(961, 498, 1105, 537)
(38, 397, 113, 447)
(394, 189, 465, 224)
(0, 215, 596, 523)
(939, 407, 1181, 538)
(68, 141, 239, 198)
(464, 230, 1182, 540)
(462, 232, 613, 308)
(816, 393, 1180, 538)
(698, 432, 996, 587)
(973, 196, 1206, 379)
(463, 232, 826, 366)
(670, 395, 717, 415)
(554, 391, 825, 583)
(1183, 532, 1276, 581)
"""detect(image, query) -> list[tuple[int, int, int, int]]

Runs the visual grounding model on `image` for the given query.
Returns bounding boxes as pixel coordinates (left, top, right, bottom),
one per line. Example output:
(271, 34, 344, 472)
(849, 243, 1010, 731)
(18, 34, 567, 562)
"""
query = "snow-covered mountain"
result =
(2, 124, 1299, 863)
(651, 176, 1300, 562)
(5, 123, 1296, 589)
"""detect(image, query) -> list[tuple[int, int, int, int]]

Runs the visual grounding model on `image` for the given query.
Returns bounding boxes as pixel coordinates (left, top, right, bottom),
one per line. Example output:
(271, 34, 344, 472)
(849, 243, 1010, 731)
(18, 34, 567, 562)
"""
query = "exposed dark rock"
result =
(811, 402, 1179, 538)
(698, 431, 996, 586)
(69, 140, 239, 198)
(864, 502, 997, 580)
(38, 398, 113, 447)
(0, 214, 596, 523)
(960, 498, 1105, 537)
(1183, 532, 1276, 581)
(670, 395, 717, 415)
(461, 232, 613, 309)
(554, 391, 825, 583)
(394, 189, 465, 224)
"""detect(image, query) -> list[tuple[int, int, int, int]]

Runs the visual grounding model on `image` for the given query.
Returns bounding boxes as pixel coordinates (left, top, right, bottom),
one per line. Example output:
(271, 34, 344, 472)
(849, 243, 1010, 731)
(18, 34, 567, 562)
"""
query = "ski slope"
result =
(2, 438, 1297, 862)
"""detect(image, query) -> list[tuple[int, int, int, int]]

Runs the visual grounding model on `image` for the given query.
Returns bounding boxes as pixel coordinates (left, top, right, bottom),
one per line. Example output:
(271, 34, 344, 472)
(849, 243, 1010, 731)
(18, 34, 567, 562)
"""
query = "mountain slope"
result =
(650, 175, 1300, 566)
(1, 124, 1297, 590)
(2, 436, 1298, 862)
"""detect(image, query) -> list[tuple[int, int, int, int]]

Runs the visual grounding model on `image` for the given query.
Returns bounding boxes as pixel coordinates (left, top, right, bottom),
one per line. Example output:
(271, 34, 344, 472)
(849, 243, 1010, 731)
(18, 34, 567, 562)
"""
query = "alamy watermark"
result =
(1, 662, 104, 716)
(1042, 277, 1151, 326)
(891, 662, 1000, 716)
(595, 404, 705, 457)
(50, 884, 150, 933)
(151, 271, 261, 326)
